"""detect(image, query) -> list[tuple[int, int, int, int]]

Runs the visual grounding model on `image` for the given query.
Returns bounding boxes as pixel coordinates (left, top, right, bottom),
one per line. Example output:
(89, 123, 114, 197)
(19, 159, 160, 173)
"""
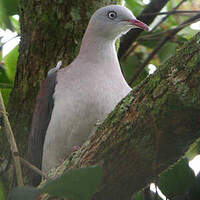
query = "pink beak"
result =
(128, 19, 149, 31)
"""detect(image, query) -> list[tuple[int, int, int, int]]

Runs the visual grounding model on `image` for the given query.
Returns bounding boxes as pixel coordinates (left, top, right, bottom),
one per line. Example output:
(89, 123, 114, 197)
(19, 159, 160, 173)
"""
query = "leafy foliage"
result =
(4, 45, 18, 83)
(0, 0, 18, 30)
(9, 165, 103, 200)
(122, 0, 200, 86)
(158, 158, 196, 198)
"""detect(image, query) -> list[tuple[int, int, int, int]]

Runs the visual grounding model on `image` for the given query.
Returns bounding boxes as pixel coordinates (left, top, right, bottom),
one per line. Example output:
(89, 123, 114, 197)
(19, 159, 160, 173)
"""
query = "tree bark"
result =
(46, 32, 200, 200)
(1, 0, 119, 157)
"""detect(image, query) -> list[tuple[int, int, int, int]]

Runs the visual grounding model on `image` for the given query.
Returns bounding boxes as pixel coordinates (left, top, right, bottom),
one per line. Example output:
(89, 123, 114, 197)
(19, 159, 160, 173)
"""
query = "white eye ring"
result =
(107, 11, 117, 20)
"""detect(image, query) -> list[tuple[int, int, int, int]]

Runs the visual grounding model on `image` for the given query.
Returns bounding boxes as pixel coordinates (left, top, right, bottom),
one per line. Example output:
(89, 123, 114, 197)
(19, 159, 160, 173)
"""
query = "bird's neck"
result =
(78, 26, 118, 65)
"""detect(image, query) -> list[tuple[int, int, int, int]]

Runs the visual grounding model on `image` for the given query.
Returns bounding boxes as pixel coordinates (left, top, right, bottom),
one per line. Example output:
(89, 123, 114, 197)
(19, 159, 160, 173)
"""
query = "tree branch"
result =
(0, 90, 23, 186)
(42, 32, 200, 200)
(118, 0, 170, 59)
(19, 156, 50, 181)
(150, 0, 187, 32)
(141, 10, 200, 16)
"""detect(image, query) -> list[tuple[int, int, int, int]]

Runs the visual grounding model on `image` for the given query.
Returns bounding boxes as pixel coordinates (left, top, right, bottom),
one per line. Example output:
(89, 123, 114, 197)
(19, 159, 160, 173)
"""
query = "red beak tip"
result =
(128, 19, 150, 32)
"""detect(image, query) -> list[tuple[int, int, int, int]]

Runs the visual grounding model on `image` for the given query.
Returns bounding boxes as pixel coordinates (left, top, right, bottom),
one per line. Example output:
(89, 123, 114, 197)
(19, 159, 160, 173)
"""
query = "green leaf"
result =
(2, 0, 18, 16)
(42, 165, 103, 200)
(9, 186, 42, 200)
(0, 66, 12, 86)
(133, 190, 143, 200)
(9, 16, 20, 33)
(158, 42, 177, 64)
(0, 1, 13, 30)
(139, 39, 158, 49)
(0, 178, 6, 200)
(158, 158, 196, 198)
(0, 0, 18, 30)
(121, 54, 148, 86)
(1, 89, 12, 105)
(166, 15, 179, 27)
(178, 27, 199, 40)
(189, 172, 200, 199)
(4, 45, 18, 83)
(125, 0, 144, 16)
(9, 166, 102, 200)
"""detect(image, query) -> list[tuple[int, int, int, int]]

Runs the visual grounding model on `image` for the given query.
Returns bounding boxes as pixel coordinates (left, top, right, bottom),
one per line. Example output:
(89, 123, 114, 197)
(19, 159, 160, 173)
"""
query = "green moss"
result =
(119, 94, 134, 112)
(149, 74, 161, 89)
(70, 8, 81, 22)
(152, 84, 168, 99)
(64, 23, 73, 31)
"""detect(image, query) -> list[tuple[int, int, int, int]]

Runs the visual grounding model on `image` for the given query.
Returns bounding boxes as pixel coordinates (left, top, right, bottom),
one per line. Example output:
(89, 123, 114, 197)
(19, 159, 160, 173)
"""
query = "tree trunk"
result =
(1, 0, 119, 157)
(44, 32, 200, 200)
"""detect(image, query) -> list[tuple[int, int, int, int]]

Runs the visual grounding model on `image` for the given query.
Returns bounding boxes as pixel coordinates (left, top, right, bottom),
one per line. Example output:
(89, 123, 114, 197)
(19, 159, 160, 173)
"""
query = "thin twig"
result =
(137, 19, 200, 41)
(151, 0, 187, 32)
(0, 90, 24, 186)
(122, 0, 187, 59)
(141, 10, 200, 16)
(128, 13, 200, 85)
(118, 0, 170, 59)
(19, 156, 50, 181)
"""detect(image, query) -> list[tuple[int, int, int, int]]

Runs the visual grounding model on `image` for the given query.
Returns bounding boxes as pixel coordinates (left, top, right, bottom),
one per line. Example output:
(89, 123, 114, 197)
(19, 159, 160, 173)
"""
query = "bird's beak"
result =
(128, 19, 149, 31)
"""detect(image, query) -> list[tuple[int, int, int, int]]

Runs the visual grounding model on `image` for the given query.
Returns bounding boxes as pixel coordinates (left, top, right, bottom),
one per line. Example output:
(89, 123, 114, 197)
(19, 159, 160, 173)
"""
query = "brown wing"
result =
(28, 71, 57, 186)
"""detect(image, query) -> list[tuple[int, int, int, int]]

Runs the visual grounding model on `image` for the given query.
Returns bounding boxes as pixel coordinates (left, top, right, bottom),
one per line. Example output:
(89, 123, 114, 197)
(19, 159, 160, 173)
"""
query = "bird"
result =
(28, 4, 149, 186)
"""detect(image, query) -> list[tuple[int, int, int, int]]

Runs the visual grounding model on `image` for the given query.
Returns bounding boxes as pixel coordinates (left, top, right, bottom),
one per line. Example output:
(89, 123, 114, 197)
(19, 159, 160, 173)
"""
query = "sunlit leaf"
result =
(9, 16, 20, 33)
(166, 15, 179, 27)
(186, 140, 200, 160)
(125, 0, 144, 16)
(4, 45, 18, 82)
(178, 27, 199, 40)
(1, 89, 12, 105)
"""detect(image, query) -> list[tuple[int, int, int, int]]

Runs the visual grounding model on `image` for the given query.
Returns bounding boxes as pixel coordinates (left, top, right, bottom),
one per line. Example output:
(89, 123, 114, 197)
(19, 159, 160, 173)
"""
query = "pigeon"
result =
(28, 4, 149, 186)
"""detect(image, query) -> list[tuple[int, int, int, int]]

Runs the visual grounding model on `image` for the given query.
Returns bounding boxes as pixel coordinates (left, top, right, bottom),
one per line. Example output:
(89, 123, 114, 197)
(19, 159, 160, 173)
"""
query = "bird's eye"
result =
(107, 11, 117, 20)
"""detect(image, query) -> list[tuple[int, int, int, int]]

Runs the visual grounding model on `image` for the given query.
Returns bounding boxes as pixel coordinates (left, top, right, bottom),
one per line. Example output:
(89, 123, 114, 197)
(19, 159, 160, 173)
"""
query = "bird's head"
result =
(88, 5, 149, 40)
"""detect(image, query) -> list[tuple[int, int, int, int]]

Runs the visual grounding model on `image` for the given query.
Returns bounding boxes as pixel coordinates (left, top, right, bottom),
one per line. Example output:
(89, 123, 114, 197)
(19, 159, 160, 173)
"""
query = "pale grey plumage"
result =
(29, 5, 149, 179)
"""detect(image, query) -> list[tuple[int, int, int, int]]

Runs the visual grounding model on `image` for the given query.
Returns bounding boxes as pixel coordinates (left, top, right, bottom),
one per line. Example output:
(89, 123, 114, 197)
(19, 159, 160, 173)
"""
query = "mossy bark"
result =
(42, 33, 200, 200)
(1, 0, 119, 157)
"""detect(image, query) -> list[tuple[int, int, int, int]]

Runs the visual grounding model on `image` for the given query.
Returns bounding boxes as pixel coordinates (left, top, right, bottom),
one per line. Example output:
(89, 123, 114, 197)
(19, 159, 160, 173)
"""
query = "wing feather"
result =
(28, 71, 57, 186)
